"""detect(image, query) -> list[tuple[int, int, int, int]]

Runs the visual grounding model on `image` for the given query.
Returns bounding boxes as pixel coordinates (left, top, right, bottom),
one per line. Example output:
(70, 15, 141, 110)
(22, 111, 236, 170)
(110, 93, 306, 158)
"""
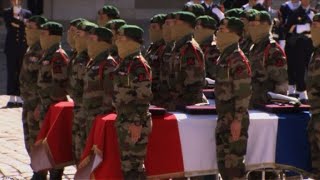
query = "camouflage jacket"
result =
(307, 47, 320, 115)
(110, 47, 121, 64)
(37, 43, 69, 107)
(19, 42, 43, 101)
(248, 35, 288, 106)
(67, 50, 90, 107)
(239, 36, 253, 57)
(112, 51, 152, 124)
(145, 39, 166, 92)
(215, 43, 252, 122)
(168, 34, 206, 107)
(200, 36, 220, 80)
(82, 51, 117, 116)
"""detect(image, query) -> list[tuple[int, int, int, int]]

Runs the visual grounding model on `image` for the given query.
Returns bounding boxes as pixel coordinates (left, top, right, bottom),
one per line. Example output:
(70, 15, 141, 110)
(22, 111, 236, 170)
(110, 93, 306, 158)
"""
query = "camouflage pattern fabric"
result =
(67, 50, 90, 163)
(112, 51, 152, 176)
(82, 51, 117, 135)
(145, 39, 166, 105)
(215, 43, 252, 180)
(307, 47, 320, 178)
(19, 42, 43, 154)
(37, 43, 69, 123)
(166, 34, 207, 110)
(200, 36, 220, 80)
(248, 35, 288, 107)
(239, 36, 253, 57)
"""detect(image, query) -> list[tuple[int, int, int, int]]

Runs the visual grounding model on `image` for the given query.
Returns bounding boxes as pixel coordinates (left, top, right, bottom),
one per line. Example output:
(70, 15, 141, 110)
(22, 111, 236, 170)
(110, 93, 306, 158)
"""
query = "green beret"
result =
(225, 8, 244, 18)
(40, 21, 63, 36)
(182, 4, 205, 17)
(196, 15, 217, 30)
(220, 17, 244, 36)
(150, 14, 167, 26)
(249, 10, 272, 24)
(166, 12, 176, 20)
(118, 24, 144, 44)
(105, 19, 126, 30)
(28, 15, 48, 27)
(174, 11, 196, 27)
(90, 27, 113, 44)
(240, 9, 258, 20)
(70, 18, 86, 27)
(99, 5, 120, 19)
(313, 13, 320, 23)
(77, 21, 98, 33)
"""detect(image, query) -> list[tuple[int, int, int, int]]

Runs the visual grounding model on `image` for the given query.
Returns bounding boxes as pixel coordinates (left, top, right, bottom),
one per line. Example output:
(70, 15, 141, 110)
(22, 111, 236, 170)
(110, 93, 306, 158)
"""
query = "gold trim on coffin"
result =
(77, 145, 103, 170)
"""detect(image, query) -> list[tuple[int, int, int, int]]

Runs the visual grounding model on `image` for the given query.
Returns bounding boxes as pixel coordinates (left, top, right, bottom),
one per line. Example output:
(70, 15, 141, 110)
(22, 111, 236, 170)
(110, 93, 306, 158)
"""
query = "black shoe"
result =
(288, 93, 299, 98)
(49, 168, 64, 180)
(15, 102, 23, 107)
(31, 171, 47, 180)
(4, 102, 16, 108)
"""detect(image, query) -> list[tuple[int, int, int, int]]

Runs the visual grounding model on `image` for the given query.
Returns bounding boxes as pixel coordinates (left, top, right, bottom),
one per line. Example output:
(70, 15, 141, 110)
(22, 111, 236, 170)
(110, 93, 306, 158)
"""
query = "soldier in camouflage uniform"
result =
(215, 17, 252, 180)
(105, 19, 127, 63)
(68, 21, 98, 164)
(247, 10, 288, 107)
(167, 11, 207, 110)
(19, 15, 47, 180)
(66, 18, 86, 59)
(82, 27, 117, 136)
(97, 5, 120, 27)
(145, 14, 166, 106)
(158, 12, 176, 108)
(182, 3, 205, 17)
(36, 21, 69, 180)
(307, 13, 320, 179)
(113, 25, 152, 179)
(194, 15, 220, 80)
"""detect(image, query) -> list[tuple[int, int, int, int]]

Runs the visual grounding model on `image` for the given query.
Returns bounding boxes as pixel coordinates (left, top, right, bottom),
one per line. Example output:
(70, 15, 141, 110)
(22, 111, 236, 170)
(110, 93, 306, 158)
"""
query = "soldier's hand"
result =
(230, 120, 241, 142)
(34, 104, 40, 121)
(128, 124, 142, 144)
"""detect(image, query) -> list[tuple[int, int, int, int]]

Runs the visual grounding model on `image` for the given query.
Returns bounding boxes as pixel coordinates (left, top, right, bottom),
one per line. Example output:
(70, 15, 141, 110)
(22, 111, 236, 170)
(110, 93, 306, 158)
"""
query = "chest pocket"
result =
(216, 62, 229, 81)
(39, 60, 52, 83)
(113, 68, 132, 89)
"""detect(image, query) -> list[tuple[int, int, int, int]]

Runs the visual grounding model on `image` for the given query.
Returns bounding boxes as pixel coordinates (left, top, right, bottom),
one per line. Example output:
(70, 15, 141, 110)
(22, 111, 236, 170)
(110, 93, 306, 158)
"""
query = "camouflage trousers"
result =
(215, 112, 250, 180)
(115, 114, 152, 178)
(21, 98, 40, 155)
(308, 113, 320, 178)
(72, 106, 87, 164)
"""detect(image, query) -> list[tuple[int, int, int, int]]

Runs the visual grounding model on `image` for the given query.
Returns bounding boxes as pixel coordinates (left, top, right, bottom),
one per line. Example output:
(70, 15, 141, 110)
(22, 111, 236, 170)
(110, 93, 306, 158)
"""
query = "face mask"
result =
(311, 27, 320, 47)
(74, 35, 87, 53)
(171, 23, 193, 41)
(13, 6, 21, 14)
(149, 28, 163, 43)
(25, 28, 40, 46)
(67, 30, 76, 49)
(87, 40, 110, 59)
(194, 28, 214, 44)
(248, 23, 271, 43)
(40, 35, 61, 50)
(216, 31, 240, 52)
(162, 24, 172, 43)
(115, 38, 141, 59)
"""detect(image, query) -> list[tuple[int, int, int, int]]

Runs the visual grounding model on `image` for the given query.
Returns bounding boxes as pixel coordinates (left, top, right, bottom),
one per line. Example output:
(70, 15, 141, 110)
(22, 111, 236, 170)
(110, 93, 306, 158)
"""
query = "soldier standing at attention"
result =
(105, 19, 127, 63)
(158, 12, 176, 108)
(215, 17, 252, 180)
(97, 5, 120, 27)
(66, 18, 86, 59)
(113, 25, 152, 179)
(69, 21, 98, 164)
(285, 0, 315, 103)
(306, 13, 320, 179)
(194, 15, 220, 80)
(247, 10, 288, 107)
(19, 15, 47, 180)
(35, 21, 69, 180)
(145, 14, 166, 106)
(82, 27, 117, 136)
(3, 0, 31, 107)
(168, 11, 207, 110)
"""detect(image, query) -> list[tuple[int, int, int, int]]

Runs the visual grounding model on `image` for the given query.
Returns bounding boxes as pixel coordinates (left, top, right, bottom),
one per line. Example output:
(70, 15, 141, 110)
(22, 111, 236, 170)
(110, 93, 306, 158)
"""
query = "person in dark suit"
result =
(27, 0, 43, 15)
(3, 0, 31, 108)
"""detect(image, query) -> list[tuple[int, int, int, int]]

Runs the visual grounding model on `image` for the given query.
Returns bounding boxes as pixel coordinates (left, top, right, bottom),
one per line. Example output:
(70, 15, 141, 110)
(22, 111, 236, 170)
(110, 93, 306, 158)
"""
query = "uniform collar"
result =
(46, 43, 60, 55)
(123, 51, 141, 61)
(219, 43, 239, 61)
(174, 33, 193, 51)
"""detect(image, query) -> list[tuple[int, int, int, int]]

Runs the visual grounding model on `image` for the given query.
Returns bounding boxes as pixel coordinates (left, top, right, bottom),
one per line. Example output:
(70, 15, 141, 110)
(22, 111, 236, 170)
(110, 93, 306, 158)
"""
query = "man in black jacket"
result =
(3, 0, 31, 108)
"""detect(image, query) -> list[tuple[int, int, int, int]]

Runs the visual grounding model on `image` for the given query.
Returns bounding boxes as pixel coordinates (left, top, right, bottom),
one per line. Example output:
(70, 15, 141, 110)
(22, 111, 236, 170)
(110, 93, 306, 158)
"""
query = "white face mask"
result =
(13, 6, 22, 14)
